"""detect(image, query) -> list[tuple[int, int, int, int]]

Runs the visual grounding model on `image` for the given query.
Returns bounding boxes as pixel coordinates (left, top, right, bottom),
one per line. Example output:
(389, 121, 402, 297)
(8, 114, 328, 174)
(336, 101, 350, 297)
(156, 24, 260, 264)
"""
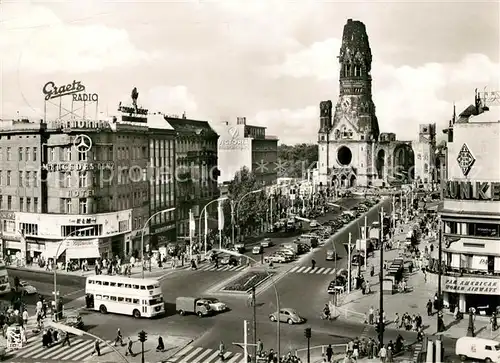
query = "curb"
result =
(7, 266, 89, 280)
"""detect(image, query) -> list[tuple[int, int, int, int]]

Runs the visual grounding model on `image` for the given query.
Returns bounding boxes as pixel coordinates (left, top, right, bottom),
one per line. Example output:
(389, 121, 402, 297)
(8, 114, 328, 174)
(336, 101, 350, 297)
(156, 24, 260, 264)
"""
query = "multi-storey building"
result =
(0, 105, 178, 264)
(438, 119, 500, 314)
(216, 117, 278, 185)
(165, 115, 219, 238)
(413, 123, 437, 189)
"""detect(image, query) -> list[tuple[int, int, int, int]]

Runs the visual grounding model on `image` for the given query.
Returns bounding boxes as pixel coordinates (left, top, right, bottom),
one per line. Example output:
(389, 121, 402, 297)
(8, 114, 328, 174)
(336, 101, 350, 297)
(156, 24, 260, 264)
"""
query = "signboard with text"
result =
(443, 276, 499, 295)
(443, 181, 500, 201)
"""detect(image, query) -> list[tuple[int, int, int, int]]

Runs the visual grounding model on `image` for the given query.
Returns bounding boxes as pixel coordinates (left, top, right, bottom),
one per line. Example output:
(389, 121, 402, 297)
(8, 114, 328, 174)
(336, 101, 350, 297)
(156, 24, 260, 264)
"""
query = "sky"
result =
(1, 0, 499, 144)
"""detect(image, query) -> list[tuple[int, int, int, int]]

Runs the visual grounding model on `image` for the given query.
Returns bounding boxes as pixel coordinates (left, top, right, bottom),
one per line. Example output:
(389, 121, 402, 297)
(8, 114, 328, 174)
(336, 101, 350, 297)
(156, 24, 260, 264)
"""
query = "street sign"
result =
(47, 321, 84, 336)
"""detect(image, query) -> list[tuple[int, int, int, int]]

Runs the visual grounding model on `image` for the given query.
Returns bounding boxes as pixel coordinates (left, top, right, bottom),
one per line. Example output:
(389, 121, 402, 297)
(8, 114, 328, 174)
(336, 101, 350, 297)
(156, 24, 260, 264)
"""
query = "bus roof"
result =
(86, 275, 159, 285)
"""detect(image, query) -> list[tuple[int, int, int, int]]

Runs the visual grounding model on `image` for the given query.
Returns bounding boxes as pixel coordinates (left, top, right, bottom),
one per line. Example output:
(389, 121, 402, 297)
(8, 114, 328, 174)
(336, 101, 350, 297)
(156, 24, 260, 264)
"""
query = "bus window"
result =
(118, 297, 124, 302)
(96, 281, 102, 285)
(125, 298, 132, 303)
(133, 285, 140, 289)
(96, 294, 102, 299)
(110, 282, 116, 287)
(88, 280, 94, 284)
(110, 296, 117, 301)
(140, 286, 146, 290)
(103, 295, 109, 300)
(133, 299, 139, 304)
(103, 282, 109, 286)
(125, 284, 131, 288)
(117, 283, 123, 287)
(147, 285, 154, 290)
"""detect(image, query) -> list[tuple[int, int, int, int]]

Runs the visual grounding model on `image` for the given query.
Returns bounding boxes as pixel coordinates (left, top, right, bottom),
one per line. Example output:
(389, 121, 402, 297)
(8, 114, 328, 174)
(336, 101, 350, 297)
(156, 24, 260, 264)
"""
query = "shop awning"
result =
(66, 239, 100, 259)
(42, 243, 66, 259)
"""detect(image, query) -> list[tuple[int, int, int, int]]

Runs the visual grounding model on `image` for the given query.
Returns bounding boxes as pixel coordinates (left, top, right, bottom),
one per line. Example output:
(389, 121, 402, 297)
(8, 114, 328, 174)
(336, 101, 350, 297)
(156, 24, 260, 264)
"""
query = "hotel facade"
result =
(439, 120, 500, 314)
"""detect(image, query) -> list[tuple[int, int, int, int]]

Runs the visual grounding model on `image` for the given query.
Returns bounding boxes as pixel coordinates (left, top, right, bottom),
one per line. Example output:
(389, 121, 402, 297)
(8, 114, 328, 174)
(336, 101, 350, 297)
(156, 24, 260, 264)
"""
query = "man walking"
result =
(91, 339, 100, 356)
(61, 332, 71, 347)
(125, 337, 134, 356)
(326, 344, 333, 362)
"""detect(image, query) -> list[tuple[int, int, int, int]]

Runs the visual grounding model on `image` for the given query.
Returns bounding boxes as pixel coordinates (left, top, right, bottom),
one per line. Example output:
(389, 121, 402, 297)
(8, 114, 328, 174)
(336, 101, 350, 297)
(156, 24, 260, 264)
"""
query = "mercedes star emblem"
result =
(73, 134, 92, 153)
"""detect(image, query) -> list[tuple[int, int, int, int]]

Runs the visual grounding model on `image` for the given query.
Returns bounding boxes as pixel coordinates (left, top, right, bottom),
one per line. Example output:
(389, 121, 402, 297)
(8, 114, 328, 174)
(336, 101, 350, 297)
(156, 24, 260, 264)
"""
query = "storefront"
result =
(443, 275, 500, 315)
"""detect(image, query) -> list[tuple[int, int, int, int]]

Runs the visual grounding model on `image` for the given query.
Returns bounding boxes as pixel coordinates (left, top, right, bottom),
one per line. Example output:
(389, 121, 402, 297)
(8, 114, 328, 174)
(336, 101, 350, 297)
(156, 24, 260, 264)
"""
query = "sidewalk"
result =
(337, 219, 497, 340)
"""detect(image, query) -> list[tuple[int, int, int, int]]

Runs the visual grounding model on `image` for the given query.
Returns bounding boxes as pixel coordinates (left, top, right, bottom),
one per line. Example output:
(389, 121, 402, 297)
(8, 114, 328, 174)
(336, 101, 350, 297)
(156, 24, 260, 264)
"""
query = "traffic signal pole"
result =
(252, 286, 257, 363)
(138, 330, 147, 363)
(304, 328, 311, 363)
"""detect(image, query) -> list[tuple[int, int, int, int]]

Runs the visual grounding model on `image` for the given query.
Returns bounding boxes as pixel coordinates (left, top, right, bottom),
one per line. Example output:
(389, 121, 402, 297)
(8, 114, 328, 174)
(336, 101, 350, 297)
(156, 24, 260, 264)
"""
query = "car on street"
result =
(201, 297, 228, 312)
(309, 220, 319, 228)
(252, 246, 263, 255)
(264, 252, 287, 264)
(278, 249, 295, 260)
(234, 243, 246, 253)
(260, 238, 273, 248)
(327, 276, 347, 294)
(62, 312, 84, 329)
(326, 249, 336, 261)
(221, 254, 238, 266)
(12, 280, 37, 295)
(269, 308, 304, 325)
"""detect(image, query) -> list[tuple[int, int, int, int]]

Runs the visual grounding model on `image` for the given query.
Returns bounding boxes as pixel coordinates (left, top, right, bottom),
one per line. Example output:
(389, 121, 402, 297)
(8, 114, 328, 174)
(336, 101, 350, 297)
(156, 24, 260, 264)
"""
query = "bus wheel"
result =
(133, 309, 141, 319)
(99, 305, 107, 314)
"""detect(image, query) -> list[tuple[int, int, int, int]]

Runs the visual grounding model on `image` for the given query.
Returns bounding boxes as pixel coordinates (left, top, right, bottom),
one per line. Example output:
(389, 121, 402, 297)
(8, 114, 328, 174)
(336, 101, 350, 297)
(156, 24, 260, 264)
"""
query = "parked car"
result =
(201, 297, 228, 312)
(269, 308, 304, 325)
(63, 312, 84, 330)
(12, 280, 37, 295)
(260, 238, 273, 248)
(176, 297, 213, 317)
(252, 246, 263, 255)
(278, 249, 295, 260)
(264, 253, 287, 264)
(221, 255, 238, 266)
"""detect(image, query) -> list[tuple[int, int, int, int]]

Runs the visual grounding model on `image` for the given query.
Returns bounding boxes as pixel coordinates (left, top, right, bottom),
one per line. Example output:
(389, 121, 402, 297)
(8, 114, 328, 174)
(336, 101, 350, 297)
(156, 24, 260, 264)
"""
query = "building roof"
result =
(147, 113, 174, 130)
(165, 116, 218, 136)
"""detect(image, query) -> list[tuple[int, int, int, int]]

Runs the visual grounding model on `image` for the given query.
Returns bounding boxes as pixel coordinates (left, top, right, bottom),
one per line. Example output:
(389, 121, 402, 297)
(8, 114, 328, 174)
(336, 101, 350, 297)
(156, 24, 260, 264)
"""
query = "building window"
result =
(79, 151, 87, 161)
(61, 198, 71, 214)
(79, 172, 88, 188)
(49, 148, 55, 161)
(0, 171, 3, 186)
(25, 171, 31, 187)
(6, 171, 11, 186)
(6, 147, 11, 161)
(33, 147, 37, 161)
(79, 198, 88, 214)
(26, 197, 31, 212)
(66, 147, 72, 161)
(19, 197, 24, 212)
(19, 223, 38, 236)
(25, 147, 30, 161)
(33, 171, 38, 186)
(19, 171, 23, 187)
(18, 147, 23, 161)
(0, 196, 2, 209)
(66, 172, 72, 188)
(34, 197, 38, 213)
(7, 196, 12, 210)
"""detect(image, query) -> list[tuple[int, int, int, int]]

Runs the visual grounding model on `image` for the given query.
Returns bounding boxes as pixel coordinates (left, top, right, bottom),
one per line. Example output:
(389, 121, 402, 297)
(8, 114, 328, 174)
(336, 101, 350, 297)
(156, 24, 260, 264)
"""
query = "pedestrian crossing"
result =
(8, 336, 115, 361)
(288, 266, 337, 275)
(168, 345, 246, 363)
(178, 263, 248, 272)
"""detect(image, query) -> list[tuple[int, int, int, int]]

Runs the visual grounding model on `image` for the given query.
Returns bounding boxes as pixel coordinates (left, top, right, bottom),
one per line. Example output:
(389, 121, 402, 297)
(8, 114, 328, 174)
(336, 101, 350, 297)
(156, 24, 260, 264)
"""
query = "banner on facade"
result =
(218, 201, 224, 231)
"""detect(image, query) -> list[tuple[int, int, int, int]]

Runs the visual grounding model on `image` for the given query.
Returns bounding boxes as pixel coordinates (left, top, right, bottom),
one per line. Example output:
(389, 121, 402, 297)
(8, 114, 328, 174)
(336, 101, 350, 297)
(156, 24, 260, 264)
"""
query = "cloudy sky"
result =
(1, 0, 499, 144)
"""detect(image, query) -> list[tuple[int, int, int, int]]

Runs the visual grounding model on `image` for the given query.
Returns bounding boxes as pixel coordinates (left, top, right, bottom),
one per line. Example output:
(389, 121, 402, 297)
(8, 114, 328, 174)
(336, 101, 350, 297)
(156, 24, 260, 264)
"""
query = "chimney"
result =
(236, 117, 246, 125)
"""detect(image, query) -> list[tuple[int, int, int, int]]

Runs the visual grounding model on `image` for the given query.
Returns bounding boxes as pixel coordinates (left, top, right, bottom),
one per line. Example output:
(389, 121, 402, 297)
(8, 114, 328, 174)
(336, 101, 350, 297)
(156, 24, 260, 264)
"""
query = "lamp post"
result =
(216, 248, 280, 361)
(235, 189, 263, 243)
(140, 208, 176, 279)
(198, 197, 228, 256)
(53, 227, 93, 321)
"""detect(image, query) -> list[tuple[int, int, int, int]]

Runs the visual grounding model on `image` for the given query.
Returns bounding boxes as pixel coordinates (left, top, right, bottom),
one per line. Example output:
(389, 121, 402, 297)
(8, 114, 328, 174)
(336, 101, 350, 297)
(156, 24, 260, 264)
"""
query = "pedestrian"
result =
(125, 337, 134, 356)
(257, 339, 264, 356)
(156, 336, 165, 352)
(312, 259, 316, 269)
(61, 331, 71, 347)
(114, 328, 123, 346)
(368, 306, 374, 325)
(326, 344, 333, 362)
(22, 309, 28, 325)
(426, 299, 433, 316)
(219, 341, 225, 361)
(92, 339, 100, 356)
(379, 344, 387, 363)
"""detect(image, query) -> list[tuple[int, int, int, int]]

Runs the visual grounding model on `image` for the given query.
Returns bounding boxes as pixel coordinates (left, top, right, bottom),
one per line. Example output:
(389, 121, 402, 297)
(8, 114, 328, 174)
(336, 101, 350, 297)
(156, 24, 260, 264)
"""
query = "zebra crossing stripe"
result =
(169, 345, 193, 362)
(316, 268, 326, 274)
(202, 349, 220, 362)
(226, 352, 243, 363)
(72, 340, 113, 361)
(50, 340, 90, 360)
(190, 348, 213, 363)
(329, 268, 337, 275)
(63, 340, 96, 360)
(177, 346, 204, 363)
(32, 339, 88, 359)
(289, 266, 300, 273)
(302, 267, 312, 273)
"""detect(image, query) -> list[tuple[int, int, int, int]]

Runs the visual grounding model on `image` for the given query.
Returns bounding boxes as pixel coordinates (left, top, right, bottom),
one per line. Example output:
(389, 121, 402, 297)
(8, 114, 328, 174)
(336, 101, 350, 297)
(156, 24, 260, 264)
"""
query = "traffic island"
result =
(221, 271, 275, 294)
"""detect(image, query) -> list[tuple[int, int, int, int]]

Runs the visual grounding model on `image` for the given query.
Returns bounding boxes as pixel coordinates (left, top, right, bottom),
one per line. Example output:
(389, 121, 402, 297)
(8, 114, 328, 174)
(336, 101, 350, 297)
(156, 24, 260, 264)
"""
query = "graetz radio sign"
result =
(43, 80, 98, 102)
(443, 180, 500, 201)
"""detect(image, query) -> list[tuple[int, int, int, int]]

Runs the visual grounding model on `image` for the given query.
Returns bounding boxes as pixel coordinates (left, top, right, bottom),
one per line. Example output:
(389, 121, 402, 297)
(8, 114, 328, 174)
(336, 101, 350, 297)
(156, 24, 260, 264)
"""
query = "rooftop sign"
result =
(43, 80, 98, 102)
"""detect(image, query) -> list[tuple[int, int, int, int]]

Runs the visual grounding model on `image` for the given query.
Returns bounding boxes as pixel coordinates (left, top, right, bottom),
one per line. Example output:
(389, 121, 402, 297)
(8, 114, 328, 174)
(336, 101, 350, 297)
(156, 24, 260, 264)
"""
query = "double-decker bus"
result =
(0, 261, 11, 295)
(85, 275, 164, 318)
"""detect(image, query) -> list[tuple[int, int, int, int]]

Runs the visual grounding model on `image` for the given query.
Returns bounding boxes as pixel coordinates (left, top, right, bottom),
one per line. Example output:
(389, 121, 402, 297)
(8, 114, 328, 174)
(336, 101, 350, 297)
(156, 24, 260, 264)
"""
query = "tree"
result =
(223, 167, 268, 238)
(277, 143, 318, 178)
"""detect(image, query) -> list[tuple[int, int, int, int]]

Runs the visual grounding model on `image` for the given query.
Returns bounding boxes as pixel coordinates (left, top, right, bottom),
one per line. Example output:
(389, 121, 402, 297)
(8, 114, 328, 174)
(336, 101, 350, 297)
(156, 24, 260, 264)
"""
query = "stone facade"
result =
(318, 19, 436, 188)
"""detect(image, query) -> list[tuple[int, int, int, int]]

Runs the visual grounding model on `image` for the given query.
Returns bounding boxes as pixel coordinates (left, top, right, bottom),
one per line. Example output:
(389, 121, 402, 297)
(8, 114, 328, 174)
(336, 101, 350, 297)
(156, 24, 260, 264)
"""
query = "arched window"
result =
(348, 130, 353, 138)
(334, 129, 340, 140)
(345, 64, 351, 77)
(424, 163, 429, 173)
(354, 65, 361, 77)
(342, 127, 348, 138)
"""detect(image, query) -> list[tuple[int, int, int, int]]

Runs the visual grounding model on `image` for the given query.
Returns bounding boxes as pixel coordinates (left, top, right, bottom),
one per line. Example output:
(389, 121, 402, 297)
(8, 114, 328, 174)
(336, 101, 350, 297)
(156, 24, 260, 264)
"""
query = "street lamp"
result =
(198, 197, 228, 256)
(235, 189, 263, 244)
(140, 208, 176, 279)
(215, 248, 281, 361)
(53, 227, 93, 320)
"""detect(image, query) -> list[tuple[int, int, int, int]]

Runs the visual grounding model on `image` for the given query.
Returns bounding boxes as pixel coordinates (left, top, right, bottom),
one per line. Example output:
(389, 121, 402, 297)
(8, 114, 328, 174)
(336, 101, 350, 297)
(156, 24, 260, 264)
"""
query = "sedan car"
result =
(13, 281, 37, 295)
(264, 253, 287, 264)
(260, 238, 273, 248)
(252, 246, 263, 255)
(269, 308, 304, 325)
(309, 220, 319, 228)
(278, 249, 295, 260)
(220, 255, 238, 266)
(201, 297, 228, 312)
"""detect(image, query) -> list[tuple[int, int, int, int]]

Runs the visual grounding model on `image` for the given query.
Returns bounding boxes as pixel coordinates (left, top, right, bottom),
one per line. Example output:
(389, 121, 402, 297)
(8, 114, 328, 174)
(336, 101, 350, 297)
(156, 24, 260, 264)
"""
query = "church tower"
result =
(319, 19, 380, 187)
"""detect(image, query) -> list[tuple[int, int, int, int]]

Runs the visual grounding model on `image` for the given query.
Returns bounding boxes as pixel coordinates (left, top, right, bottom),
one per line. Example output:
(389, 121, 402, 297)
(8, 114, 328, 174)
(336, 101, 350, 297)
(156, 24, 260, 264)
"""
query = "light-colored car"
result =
(13, 281, 37, 295)
(264, 253, 286, 264)
(278, 249, 295, 259)
(220, 255, 238, 266)
(201, 297, 228, 312)
(269, 308, 304, 325)
(260, 238, 273, 248)
(309, 220, 319, 228)
(252, 246, 263, 255)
